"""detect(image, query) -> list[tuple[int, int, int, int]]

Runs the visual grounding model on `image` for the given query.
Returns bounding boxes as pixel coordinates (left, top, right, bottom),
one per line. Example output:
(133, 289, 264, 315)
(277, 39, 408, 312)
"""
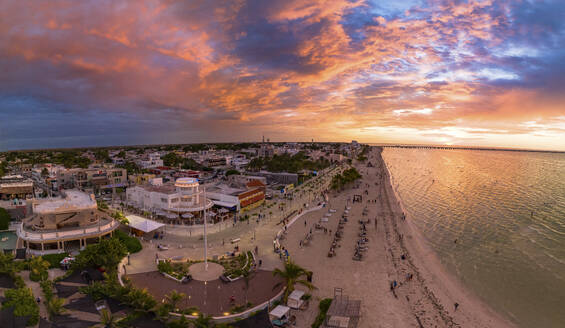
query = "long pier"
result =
(374, 144, 565, 154)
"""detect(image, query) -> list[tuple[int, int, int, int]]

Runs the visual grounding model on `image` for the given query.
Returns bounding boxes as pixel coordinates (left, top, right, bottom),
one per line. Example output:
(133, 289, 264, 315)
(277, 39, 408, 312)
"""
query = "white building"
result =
(136, 152, 164, 169)
(126, 177, 213, 220)
(17, 190, 119, 255)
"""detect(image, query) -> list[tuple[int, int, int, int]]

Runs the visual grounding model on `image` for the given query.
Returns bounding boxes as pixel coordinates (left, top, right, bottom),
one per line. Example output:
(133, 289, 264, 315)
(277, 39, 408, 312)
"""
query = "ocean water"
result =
(381, 148, 565, 328)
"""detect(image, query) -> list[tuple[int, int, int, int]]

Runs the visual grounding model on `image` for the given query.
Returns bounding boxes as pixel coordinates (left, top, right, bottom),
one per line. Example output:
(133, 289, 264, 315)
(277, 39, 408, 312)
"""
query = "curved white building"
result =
(17, 190, 119, 255)
(126, 178, 213, 222)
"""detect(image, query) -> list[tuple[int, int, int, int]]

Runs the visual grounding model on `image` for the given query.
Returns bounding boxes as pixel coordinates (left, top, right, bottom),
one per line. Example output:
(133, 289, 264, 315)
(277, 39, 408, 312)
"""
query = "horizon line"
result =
(1, 141, 564, 155)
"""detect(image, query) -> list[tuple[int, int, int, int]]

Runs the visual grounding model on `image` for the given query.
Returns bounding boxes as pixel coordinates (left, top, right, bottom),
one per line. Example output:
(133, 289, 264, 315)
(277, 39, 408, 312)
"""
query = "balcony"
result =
(17, 219, 120, 242)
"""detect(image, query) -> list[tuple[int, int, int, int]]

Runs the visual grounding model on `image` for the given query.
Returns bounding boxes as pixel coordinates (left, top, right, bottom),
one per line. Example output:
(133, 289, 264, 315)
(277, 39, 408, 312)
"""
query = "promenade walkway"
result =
(126, 165, 344, 275)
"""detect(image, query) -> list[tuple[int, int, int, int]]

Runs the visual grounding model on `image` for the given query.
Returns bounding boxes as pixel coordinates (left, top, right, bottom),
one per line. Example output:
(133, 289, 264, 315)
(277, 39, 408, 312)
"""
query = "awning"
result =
(212, 200, 239, 208)
(126, 215, 165, 233)
(269, 305, 290, 319)
(165, 212, 177, 219)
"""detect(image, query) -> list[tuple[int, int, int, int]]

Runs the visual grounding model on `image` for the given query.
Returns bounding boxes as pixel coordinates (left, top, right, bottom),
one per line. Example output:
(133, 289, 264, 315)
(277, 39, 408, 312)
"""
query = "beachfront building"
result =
(125, 177, 214, 223)
(0, 175, 34, 201)
(206, 178, 266, 213)
(17, 190, 119, 255)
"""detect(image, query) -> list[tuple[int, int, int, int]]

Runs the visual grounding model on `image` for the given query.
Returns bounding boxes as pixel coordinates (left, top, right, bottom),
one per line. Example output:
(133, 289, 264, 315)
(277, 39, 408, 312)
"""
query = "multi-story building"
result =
(75, 167, 128, 190)
(126, 178, 213, 221)
(0, 175, 34, 200)
(136, 152, 163, 169)
(17, 190, 119, 255)
(206, 178, 266, 212)
(204, 157, 227, 167)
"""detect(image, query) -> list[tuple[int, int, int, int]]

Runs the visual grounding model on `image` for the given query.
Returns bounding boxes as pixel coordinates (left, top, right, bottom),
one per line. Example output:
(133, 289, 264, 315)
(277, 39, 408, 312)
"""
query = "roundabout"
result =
(189, 262, 224, 281)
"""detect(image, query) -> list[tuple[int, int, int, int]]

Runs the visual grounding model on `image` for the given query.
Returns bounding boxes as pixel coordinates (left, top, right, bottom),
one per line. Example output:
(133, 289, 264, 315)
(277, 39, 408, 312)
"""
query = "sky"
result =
(1, 0, 565, 151)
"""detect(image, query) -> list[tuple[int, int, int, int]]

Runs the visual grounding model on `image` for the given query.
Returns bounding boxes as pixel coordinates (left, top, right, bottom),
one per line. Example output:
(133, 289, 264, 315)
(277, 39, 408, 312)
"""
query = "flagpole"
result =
(204, 186, 208, 271)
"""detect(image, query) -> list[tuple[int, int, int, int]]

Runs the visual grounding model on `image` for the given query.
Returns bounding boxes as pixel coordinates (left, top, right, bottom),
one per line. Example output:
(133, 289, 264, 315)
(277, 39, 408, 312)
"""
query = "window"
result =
(161, 198, 167, 203)
(171, 198, 179, 203)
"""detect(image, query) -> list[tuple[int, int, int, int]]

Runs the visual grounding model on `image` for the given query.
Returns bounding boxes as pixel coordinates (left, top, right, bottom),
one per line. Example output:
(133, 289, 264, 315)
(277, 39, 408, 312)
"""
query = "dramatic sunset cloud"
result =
(1, 0, 564, 150)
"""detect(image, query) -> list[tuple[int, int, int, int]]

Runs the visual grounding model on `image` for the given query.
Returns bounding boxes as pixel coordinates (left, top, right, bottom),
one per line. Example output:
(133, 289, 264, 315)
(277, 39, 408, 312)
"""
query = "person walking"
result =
(454, 302, 459, 311)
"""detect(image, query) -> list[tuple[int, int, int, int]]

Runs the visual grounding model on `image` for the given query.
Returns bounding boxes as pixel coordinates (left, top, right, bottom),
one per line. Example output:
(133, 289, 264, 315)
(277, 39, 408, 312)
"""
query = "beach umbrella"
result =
(182, 212, 194, 219)
(165, 212, 177, 219)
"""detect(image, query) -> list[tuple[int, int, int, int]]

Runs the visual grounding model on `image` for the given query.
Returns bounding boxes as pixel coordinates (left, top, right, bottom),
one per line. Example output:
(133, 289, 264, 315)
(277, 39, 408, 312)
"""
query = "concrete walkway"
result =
(126, 166, 345, 275)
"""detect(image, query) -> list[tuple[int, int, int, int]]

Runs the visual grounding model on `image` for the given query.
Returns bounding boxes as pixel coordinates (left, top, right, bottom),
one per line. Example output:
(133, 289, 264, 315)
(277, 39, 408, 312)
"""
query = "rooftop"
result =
(34, 190, 96, 213)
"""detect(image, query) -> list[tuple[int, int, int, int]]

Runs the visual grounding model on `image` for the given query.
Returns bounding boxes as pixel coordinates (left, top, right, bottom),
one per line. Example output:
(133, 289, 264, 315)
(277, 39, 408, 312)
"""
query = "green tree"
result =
(162, 152, 183, 167)
(118, 161, 141, 175)
(165, 290, 185, 311)
(73, 238, 128, 273)
(0, 207, 10, 230)
(225, 169, 240, 176)
(191, 313, 213, 328)
(2, 287, 40, 326)
(29, 256, 50, 282)
(41, 167, 49, 178)
(273, 261, 316, 303)
(47, 296, 66, 319)
(98, 308, 118, 328)
(117, 151, 126, 159)
(167, 315, 190, 328)
(123, 288, 157, 313)
(0, 252, 15, 273)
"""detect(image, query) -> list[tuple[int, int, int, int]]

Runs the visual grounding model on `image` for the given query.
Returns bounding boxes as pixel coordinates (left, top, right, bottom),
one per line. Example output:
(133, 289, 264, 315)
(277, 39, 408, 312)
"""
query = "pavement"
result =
(126, 165, 346, 275)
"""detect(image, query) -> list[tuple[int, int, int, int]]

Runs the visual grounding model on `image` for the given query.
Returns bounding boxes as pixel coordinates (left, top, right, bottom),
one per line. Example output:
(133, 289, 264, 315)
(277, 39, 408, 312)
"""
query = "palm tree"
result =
(192, 313, 213, 328)
(29, 256, 50, 281)
(47, 297, 66, 319)
(273, 260, 316, 303)
(98, 309, 117, 328)
(165, 290, 186, 311)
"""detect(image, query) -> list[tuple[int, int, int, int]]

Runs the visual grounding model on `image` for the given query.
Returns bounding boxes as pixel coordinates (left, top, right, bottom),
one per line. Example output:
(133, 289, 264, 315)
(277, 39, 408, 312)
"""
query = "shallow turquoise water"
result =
(0, 231, 18, 250)
(382, 148, 565, 328)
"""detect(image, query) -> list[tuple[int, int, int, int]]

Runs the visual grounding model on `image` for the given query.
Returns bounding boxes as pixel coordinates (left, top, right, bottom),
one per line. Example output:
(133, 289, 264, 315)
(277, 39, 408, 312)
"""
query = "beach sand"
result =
(281, 147, 516, 328)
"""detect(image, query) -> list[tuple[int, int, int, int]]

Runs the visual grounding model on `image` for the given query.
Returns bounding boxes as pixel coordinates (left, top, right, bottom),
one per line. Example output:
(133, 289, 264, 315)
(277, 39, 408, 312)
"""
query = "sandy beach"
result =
(281, 147, 516, 328)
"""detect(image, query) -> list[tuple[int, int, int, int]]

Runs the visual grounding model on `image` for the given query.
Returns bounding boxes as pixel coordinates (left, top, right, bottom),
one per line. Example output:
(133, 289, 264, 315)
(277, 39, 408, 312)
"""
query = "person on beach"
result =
(454, 303, 459, 311)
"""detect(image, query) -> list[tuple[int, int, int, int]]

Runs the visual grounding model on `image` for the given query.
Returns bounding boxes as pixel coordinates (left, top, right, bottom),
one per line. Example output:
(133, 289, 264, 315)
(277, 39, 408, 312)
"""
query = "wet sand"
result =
(281, 147, 516, 327)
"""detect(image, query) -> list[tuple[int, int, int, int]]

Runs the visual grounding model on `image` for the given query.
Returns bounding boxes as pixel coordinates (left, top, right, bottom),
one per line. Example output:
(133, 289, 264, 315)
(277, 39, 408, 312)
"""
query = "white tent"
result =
(287, 290, 305, 309)
(126, 215, 165, 233)
(269, 305, 290, 319)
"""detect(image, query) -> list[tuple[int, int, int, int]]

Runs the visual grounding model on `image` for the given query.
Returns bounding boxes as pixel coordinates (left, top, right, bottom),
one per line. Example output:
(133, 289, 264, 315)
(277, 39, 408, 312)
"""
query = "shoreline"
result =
(280, 146, 516, 327)
(380, 148, 517, 328)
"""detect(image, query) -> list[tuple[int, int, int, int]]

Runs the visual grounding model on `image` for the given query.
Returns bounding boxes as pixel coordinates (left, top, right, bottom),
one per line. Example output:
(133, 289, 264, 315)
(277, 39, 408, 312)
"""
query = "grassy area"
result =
(157, 260, 189, 280)
(42, 253, 69, 269)
(114, 230, 142, 253)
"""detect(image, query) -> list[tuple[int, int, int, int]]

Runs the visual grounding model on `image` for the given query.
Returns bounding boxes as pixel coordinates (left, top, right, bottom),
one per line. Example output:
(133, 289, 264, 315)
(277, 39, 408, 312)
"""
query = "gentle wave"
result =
(382, 148, 565, 328)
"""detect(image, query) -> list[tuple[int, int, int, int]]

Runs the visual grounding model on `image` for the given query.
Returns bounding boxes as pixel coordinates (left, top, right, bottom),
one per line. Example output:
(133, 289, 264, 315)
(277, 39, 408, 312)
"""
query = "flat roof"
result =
(34, 190, 96, 213)
(126, 215, 165, 233)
